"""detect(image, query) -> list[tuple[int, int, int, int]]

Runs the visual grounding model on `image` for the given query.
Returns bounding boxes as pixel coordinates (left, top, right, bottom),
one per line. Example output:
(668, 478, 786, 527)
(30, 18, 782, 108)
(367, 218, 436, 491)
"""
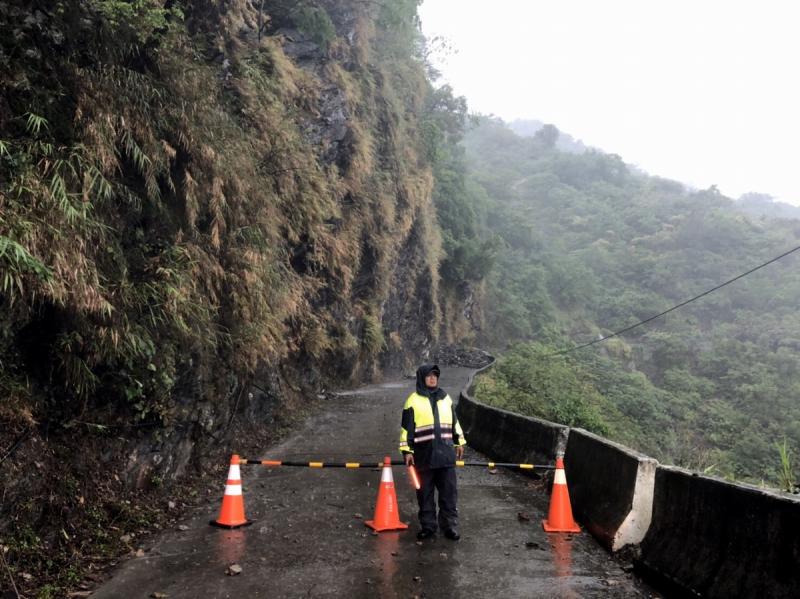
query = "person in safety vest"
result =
(399, 363, 466, 540)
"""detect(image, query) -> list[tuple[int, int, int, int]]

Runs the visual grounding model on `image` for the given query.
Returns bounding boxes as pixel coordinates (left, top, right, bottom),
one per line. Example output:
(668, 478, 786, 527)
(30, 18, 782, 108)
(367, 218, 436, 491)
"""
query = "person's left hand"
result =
(455, 446, 464, 460)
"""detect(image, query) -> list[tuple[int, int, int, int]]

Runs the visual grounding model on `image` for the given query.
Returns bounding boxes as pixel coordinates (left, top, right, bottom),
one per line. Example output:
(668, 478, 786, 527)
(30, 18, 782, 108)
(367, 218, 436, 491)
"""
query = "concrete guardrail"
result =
(565, 428, 656, 552)
(457, 361, 568, 465)
(460, 364, 800, 598)
(636, 465, 800, 598)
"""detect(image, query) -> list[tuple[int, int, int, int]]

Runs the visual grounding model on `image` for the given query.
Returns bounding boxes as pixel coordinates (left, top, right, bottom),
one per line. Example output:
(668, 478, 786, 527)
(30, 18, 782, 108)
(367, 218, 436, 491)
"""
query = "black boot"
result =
(443, 529, 460, 541)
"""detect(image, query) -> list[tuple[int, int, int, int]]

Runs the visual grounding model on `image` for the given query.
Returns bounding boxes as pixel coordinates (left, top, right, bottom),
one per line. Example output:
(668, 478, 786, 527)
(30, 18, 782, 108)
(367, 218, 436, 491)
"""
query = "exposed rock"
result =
(434, 346, 494, 368)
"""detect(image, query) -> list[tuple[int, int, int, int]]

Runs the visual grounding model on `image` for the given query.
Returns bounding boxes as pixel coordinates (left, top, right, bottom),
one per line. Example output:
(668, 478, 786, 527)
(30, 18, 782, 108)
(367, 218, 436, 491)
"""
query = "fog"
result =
(420, 0, 800, 205)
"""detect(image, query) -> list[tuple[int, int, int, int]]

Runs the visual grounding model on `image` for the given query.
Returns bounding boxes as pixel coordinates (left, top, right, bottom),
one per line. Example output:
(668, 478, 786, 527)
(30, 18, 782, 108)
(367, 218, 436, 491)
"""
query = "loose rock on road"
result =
(92, 366, 658, 598)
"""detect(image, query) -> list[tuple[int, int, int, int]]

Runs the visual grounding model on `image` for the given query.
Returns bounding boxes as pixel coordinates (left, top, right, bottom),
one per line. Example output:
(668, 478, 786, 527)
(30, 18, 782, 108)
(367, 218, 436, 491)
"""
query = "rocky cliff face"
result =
(0, 1, 467, 589)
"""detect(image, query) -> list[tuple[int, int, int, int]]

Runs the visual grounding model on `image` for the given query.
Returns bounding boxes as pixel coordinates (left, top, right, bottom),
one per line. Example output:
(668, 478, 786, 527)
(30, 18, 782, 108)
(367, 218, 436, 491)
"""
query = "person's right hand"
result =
(404, 453, 414, 466)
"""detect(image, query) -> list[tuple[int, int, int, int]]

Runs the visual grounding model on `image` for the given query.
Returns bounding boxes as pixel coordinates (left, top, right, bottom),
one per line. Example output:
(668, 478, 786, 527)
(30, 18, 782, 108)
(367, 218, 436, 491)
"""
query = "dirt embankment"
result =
(0, 391, 309, 597)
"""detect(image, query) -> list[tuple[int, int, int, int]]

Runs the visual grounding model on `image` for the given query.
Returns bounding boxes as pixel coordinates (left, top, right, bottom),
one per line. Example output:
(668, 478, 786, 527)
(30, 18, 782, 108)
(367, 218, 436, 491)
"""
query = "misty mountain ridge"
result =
(460, 116, 800, 485)
(508, 119, 590, 154)
(733, 192, 800, 221)
(511, 118, 800, 222)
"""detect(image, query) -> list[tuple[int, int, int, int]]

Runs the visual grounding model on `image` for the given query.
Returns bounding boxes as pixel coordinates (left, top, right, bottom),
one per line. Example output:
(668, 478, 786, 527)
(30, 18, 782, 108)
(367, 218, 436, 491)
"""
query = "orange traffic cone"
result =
(365, 456, 409, 532)
(210, 454, 253, 529)
(542, 456, 580, 533)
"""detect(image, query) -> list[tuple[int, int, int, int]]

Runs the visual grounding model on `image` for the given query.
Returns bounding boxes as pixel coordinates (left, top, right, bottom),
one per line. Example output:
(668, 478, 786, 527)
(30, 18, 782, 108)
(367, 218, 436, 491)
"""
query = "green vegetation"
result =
(777, 438, 796, 492)
(1, 1, 477, 594)
(424, 86, 496, 287)
(0, 0, 453, 429)
(292, 4, 336, 52)
(475, 343, 612, 434)
(463, 117, 800, 486)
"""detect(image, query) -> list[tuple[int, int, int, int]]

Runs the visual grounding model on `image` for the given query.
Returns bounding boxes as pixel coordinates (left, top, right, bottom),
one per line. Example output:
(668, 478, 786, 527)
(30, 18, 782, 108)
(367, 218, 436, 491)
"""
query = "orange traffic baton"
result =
(407, 465, 421, 490)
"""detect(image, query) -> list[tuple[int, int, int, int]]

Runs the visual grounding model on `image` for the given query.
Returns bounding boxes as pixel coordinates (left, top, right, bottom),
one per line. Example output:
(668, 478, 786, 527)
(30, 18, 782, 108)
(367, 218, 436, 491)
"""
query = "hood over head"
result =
(416, 363, 443, 397)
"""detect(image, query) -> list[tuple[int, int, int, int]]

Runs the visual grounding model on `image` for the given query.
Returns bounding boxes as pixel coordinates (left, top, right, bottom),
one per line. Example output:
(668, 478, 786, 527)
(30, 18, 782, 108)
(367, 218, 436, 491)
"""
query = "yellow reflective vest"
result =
(399, 390, 466, 469)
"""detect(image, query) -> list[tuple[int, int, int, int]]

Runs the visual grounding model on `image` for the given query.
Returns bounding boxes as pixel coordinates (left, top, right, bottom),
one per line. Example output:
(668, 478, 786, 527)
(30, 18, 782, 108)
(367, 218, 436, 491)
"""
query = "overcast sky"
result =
(419, 0, 800, 205)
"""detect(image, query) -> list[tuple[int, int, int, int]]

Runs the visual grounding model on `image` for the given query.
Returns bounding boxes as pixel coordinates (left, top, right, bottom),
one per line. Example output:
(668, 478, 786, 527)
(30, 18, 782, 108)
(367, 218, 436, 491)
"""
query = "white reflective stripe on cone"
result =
(224, 484, 243, 496)
(228, 465, 241, 479)
(554, 469, 567, 485)
(381, 466, 394, 483)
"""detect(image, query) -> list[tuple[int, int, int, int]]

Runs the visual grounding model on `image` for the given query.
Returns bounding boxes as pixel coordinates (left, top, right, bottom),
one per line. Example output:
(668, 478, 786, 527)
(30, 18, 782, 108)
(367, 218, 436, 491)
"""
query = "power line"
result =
(548, 243, 800, 358)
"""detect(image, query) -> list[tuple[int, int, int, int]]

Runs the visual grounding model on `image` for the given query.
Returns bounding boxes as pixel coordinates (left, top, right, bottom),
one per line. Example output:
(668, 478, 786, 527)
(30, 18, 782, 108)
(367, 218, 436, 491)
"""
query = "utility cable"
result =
(548, 242, 800, 358)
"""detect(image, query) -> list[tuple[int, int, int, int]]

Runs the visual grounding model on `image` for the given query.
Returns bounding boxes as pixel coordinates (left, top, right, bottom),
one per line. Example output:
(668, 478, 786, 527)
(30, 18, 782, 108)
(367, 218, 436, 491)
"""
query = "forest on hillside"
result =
(450, 117, 800, 487)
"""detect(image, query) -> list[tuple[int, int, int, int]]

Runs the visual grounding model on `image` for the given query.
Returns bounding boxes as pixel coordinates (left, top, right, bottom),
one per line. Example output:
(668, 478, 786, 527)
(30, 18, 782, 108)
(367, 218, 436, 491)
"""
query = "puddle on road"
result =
(371, 533, 400, 597)
(549, 533, 581, 599)
(215, 529, 247, 565)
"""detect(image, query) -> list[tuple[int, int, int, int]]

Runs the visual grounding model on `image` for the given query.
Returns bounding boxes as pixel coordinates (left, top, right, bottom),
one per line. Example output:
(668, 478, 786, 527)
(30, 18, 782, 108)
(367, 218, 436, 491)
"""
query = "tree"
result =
(534, 123, 559, 150)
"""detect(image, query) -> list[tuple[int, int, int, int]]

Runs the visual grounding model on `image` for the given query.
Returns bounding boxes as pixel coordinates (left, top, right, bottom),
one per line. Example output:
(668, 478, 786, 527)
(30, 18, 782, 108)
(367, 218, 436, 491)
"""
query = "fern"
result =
(0, 235, 53, 288)
(86, 165, 114, 202)
(24, 112, 49, 136)
(361, 313, 386, 354)
(120, 130, 152, 174)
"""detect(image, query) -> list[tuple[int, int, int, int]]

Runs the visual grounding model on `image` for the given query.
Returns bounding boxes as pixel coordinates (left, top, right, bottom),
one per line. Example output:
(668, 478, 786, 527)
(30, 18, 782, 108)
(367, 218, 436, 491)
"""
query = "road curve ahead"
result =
(93, 366, 657, 598)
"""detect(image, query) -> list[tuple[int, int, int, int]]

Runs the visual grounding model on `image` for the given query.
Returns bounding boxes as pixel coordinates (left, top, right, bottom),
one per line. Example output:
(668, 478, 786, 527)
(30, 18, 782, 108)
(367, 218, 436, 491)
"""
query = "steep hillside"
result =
(0, 1, 480, 593)
(463, 117, 800, 487)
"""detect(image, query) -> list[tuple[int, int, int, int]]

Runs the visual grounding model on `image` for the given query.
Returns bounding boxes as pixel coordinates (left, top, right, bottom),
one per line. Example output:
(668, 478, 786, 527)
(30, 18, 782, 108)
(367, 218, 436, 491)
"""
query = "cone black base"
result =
(209, 519, 254, 529)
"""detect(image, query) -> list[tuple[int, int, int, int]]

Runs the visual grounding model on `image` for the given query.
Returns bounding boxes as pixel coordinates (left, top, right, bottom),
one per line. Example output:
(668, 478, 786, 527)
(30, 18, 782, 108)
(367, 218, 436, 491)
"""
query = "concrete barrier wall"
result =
(564, 428, 656, 552)
(457, 393, 568, 465)
(638, 466, 800, 598)
(460, 365, 800, 597)
(457, 362, 568, 465)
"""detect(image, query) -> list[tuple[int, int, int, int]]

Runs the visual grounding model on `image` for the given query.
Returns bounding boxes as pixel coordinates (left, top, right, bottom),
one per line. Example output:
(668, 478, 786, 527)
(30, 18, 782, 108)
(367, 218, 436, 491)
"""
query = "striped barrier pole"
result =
(238, 459, 555, 470)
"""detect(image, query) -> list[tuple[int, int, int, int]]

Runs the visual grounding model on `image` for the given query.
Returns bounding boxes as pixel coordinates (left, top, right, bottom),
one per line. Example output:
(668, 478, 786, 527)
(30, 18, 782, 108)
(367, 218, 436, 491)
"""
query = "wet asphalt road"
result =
(92, 367, 658, 598)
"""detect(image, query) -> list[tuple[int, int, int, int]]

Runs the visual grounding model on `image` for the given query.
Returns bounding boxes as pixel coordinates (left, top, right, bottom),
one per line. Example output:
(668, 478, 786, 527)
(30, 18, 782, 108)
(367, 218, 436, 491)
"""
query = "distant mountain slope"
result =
(734, 193, 800, 221)
(463, 116, 800, 486)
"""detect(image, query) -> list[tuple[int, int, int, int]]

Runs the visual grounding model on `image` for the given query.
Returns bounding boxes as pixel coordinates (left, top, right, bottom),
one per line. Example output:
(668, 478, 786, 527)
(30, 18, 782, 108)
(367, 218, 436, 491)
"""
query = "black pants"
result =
(416, 466, 458, 532)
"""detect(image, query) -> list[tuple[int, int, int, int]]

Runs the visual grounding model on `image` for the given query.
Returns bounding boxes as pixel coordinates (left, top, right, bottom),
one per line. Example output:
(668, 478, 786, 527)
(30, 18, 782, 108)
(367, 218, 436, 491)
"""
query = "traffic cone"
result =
(210, 454, 253, 529)
(365, 456, 409, 532)
(542, 456, 580, 533)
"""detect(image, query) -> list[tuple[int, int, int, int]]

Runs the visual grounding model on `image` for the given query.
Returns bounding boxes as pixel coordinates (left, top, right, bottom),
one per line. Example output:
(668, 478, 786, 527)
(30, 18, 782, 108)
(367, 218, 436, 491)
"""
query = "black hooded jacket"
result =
(415, 363, 445, 400)
(399, 363, 466, 469)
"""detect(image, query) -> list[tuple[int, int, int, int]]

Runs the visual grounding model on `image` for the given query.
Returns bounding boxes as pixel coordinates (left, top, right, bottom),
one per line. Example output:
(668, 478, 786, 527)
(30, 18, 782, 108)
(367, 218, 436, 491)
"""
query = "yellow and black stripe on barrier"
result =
(239, 459, 555, 470)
